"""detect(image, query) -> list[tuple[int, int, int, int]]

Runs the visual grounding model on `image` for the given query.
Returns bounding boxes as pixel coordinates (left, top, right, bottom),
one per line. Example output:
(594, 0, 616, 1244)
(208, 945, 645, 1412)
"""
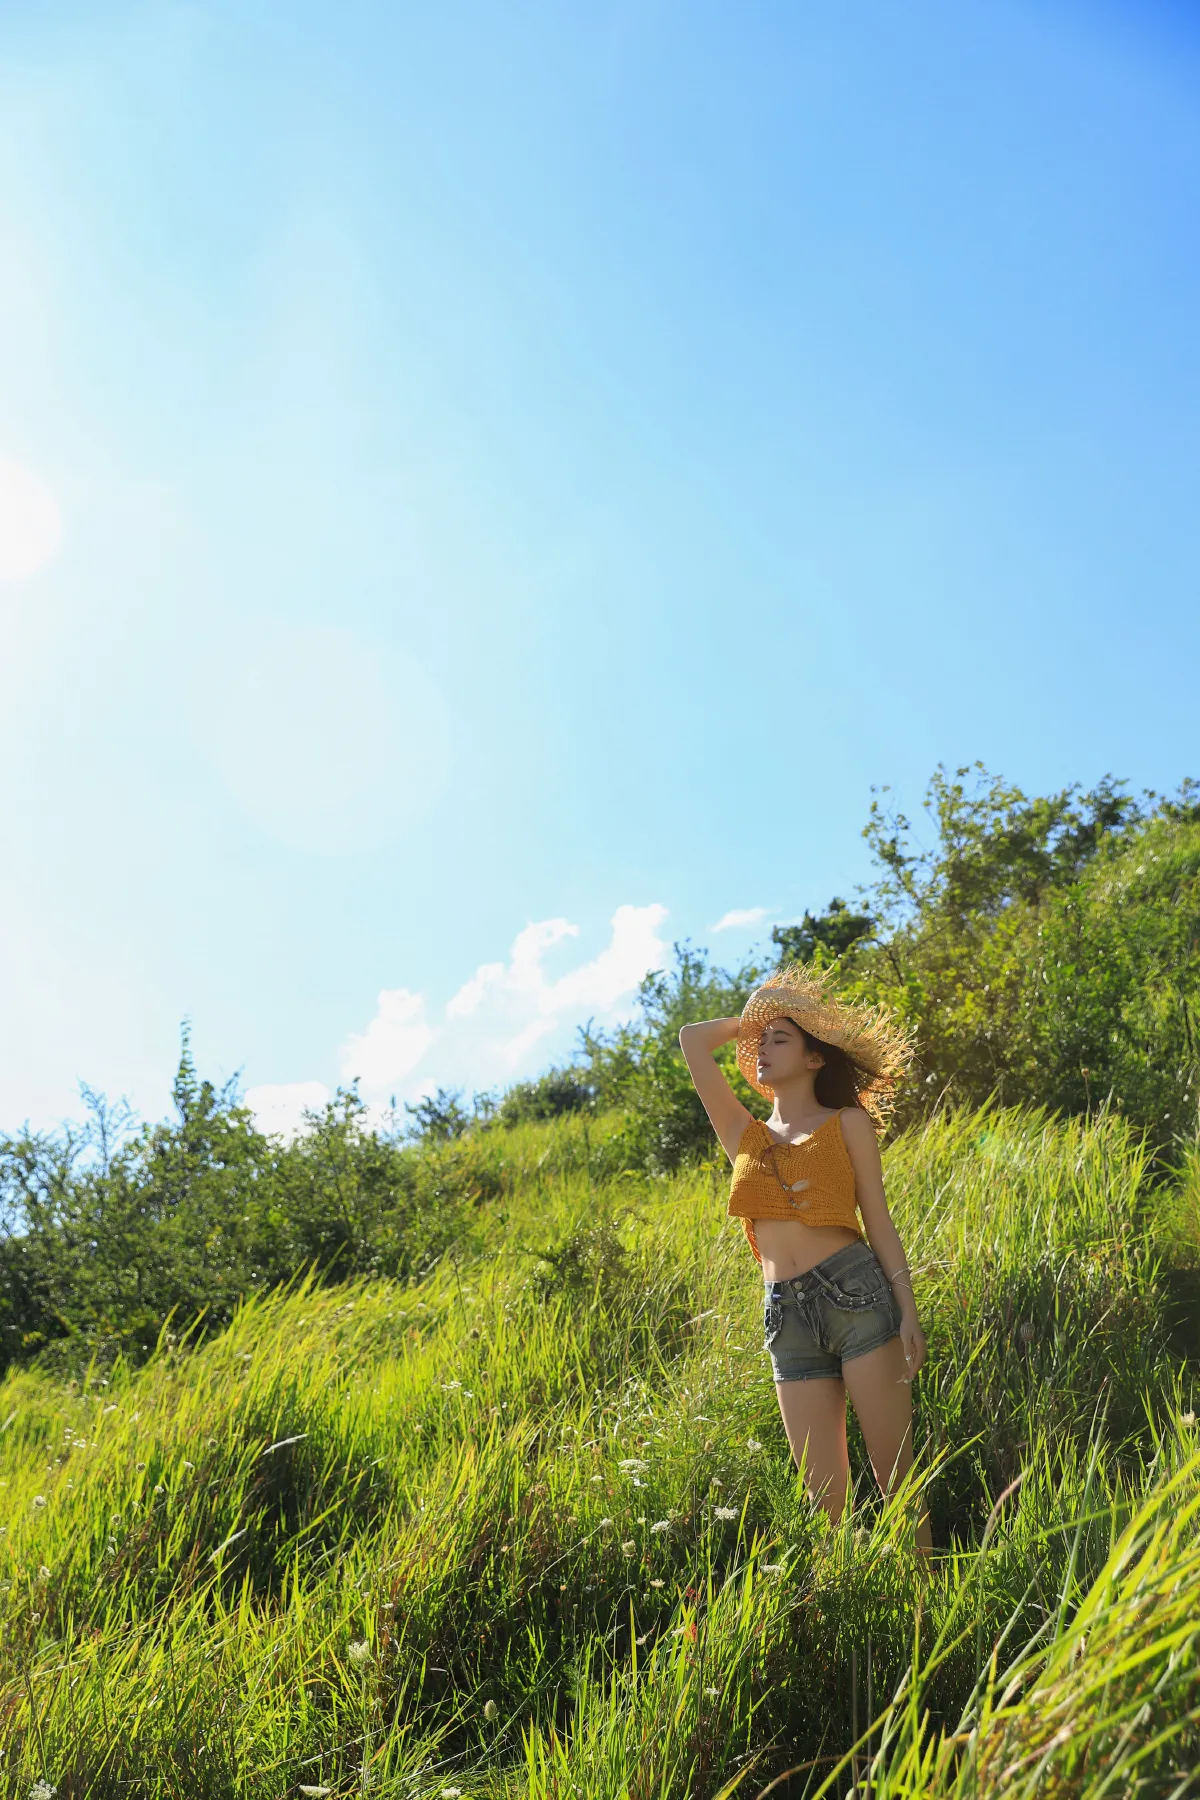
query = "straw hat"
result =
(736, 961, 915, 1124)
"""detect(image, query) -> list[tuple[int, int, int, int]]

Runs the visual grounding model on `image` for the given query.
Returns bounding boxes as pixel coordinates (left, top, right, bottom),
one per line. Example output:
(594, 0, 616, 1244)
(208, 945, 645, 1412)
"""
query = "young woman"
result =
(679, 964, 932, 1554)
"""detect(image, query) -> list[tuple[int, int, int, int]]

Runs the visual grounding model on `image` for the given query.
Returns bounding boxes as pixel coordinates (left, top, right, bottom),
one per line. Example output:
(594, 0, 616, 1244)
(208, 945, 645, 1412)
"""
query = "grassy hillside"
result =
(2, 1105, 1199, 1796)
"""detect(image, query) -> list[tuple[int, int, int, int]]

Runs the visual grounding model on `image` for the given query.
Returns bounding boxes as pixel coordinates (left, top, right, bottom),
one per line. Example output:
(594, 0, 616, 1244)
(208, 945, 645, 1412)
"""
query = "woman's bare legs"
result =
(774, 1343, 933, 1555)
(841, 1337, 933, 1554)
(774, 1377, 852, 1520)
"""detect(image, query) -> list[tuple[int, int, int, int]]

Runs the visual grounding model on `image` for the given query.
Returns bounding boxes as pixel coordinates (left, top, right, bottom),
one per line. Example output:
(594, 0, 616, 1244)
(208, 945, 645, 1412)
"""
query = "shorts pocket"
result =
(813, 1258, 891, 1313)
(763, 1294, 785, 1348)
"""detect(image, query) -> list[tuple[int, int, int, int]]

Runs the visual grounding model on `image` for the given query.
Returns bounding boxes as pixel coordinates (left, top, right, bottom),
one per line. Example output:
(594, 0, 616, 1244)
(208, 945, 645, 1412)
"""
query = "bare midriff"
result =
(752, 1217, 862, 1283)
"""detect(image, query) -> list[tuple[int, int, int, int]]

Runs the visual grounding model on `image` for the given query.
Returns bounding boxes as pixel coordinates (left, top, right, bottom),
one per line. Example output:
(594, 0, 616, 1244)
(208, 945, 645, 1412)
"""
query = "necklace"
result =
(762, 1131, 817, 1211)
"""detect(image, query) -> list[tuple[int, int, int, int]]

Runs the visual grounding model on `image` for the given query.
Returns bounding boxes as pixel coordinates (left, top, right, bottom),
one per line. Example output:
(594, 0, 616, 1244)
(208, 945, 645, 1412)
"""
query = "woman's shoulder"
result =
(835, 1105, 879, 1146)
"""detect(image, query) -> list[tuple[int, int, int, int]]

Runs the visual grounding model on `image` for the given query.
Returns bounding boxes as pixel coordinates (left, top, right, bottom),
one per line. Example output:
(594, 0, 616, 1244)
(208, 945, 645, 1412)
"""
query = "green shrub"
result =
(495, 1067, 597, 1127)
(844, 767, 1200, 1142)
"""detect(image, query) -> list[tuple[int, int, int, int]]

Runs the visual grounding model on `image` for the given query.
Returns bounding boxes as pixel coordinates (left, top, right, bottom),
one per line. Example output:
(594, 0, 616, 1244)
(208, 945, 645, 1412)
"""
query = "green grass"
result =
(1, 1104, 1198, 1797)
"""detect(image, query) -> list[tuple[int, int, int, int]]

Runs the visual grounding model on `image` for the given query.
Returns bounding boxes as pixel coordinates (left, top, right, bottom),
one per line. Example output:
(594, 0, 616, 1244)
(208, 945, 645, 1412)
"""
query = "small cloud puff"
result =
(340, 987, 433, 1092)
(710, 906, 770, 933)
(243, 1081, 332, 1140)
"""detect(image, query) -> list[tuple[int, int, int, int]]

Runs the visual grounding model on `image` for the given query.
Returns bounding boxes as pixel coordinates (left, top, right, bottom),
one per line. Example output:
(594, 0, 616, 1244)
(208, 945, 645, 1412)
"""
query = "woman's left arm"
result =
(839, 1108, 927, 1381)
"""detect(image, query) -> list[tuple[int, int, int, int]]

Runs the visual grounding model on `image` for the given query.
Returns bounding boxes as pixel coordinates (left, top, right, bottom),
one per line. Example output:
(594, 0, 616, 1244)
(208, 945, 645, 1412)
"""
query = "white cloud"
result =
(244, 1080, 331, 1140)
(417, 901, 669, 1095)
(245, 902, 670, 1135)
(340, 987, 433, 1094)
(711, 906, 770, 932)
(545, 904, 669, 1012)
(447, 917, 579, 1017)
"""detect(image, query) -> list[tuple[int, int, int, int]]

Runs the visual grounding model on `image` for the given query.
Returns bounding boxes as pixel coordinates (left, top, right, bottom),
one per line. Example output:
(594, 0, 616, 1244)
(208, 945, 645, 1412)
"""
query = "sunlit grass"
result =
(1, 1105, 1197, 1796)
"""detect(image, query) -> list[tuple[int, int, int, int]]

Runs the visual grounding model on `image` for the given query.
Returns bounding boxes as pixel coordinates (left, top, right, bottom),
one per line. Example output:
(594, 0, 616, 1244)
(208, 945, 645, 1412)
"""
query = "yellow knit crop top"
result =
(727, 1113, 863, 1266)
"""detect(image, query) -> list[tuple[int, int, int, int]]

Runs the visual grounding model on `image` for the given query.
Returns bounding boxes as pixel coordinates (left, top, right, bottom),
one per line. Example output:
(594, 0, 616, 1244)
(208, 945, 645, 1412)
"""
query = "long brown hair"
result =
(799, 1027, 871, 1112)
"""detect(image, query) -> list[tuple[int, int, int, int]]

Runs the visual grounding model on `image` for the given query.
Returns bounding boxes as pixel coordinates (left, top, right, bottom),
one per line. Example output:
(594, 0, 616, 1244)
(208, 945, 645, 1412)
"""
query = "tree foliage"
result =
(844, 765, 1200, 1134)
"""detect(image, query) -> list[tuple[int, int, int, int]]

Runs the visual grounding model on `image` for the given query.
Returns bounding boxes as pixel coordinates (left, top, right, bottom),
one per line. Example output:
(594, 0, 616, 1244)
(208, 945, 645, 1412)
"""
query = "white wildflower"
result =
(761, 1563, 784, 1575)
(747, 1438, 762, 1453)
(441, 1381, 461, 1391)
(621, 1540, 637, 1555)
(709, 1478, 723, 1490)
(298, 1788, 332, 1797)
(649, 1578, 664, 1588)
(32, 1495, 47, 1509)
(598, 1518, 614, 1528)
(347, 1639, 372, 1667)
(714, 1506, 738, 1521)
(441, 1789, 463, 1797)
(1181, 1411, 1196, 1428)
(37, 1565, 51, 1580)
(649, 1519, 671, 1534)
(618, 1458, 648, 1472)
(704, 1685, 719, 1697)
(29, 1782, 57, 1800)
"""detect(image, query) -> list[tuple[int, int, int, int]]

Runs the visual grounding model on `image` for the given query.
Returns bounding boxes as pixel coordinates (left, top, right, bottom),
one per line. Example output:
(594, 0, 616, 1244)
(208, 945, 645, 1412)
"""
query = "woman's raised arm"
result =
(678, 1017, 754, 1163)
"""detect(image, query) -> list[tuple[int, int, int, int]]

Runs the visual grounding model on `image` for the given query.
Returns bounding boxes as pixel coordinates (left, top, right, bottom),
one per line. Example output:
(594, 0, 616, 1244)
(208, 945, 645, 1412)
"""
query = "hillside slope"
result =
(2, 1106, 1199, 1797)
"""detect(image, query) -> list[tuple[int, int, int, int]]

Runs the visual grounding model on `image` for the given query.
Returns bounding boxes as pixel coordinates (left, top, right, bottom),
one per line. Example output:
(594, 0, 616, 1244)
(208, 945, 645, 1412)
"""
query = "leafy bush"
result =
(842, 766, 1200, 1140)
(494, 1066, 597, 1127)
(0, 1053, 496, 1371)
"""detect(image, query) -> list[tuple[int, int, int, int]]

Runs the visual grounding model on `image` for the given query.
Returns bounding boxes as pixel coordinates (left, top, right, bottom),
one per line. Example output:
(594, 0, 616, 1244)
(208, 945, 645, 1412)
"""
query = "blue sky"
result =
(2, 0, 1198, 1135)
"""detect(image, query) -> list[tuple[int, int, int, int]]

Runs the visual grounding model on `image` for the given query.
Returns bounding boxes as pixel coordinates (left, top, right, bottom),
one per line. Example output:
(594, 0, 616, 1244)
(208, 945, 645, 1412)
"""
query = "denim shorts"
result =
(762, 1241, 903, 1381)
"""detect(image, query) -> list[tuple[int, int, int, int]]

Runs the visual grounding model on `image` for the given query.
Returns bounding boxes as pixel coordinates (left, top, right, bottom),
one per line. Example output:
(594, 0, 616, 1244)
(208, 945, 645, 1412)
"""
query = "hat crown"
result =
(736, 960, 914, 1125)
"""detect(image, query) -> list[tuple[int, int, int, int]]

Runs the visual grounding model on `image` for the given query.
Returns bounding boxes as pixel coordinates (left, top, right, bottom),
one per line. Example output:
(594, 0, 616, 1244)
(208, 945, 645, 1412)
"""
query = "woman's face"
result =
(756, 1016, 824, 1089)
